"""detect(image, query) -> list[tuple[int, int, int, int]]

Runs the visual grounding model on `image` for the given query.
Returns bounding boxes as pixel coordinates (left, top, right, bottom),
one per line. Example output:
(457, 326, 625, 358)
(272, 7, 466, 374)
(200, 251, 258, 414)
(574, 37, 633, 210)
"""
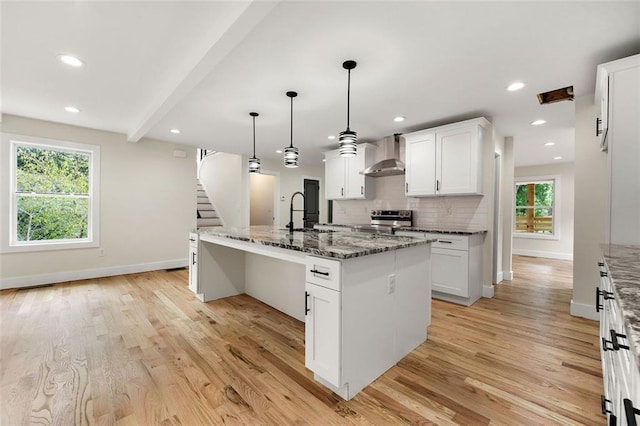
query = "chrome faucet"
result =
(287, 191, 306, 233)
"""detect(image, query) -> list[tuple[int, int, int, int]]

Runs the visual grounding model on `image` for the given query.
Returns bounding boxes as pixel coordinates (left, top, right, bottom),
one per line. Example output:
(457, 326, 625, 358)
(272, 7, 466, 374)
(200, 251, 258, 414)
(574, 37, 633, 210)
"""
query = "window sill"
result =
(513, 232, 560, 241)
(3, 240, 99, 253)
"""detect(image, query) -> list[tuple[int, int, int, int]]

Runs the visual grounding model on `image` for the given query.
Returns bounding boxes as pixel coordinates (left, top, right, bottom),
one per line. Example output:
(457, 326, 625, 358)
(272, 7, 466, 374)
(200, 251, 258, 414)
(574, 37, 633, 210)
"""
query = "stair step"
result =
(197, 196, 210, 202)
(198, 210, 218, 218)
(197, 218, 222, 226)
(197, 204, 215, 211)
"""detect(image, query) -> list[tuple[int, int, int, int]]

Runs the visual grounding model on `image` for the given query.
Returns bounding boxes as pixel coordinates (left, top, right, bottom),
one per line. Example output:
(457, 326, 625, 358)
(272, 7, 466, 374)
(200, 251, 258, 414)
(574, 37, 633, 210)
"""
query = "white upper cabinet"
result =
(324, 143, 376, 200)
(404, 118, 489, 197)
(405, 133, 436, 196)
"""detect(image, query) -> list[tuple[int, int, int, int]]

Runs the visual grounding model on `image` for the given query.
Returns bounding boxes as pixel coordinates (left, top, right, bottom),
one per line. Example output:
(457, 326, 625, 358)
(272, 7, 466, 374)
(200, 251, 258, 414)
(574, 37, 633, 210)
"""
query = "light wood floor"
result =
(1, 255, 603, 425)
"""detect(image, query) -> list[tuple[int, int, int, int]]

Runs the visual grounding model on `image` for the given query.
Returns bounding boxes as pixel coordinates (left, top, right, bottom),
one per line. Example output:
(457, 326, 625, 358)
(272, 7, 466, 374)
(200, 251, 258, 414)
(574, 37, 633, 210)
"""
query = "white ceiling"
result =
(2, 1, 639, 167)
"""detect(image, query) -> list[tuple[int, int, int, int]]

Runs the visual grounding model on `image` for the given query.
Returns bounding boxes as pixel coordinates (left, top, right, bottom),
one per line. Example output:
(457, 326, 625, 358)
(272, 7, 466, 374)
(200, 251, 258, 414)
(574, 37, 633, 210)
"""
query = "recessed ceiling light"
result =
(275, 149, 283, 154)
(64, 106, 80, 113)
(328, 135, 336, 140)
(554, 156, 563, 160)
(170, 128, 181, 134)
(57, 54, 84, 67)
(545, 142, 555, 146)
(322, 159, 326, 162)
(507, 81, 525, 91)
(531, 119, 546, 126)
(393, 116, 406, 122)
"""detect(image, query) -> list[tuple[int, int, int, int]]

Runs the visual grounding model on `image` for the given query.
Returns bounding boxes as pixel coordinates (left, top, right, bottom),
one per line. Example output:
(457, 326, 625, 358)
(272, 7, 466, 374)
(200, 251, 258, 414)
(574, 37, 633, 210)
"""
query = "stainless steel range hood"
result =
(361, 134, 405, 177)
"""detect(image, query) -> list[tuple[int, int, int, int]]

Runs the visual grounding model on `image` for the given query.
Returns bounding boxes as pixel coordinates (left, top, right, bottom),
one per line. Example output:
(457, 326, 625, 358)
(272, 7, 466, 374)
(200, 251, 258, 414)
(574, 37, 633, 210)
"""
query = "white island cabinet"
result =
(403, 117, 490, 197)
(190, 227, 433, 400)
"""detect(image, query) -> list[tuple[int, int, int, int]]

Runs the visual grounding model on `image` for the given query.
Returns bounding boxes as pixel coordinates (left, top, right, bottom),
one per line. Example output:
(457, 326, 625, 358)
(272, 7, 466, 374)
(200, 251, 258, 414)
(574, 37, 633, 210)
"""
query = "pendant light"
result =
(338, 60, 358, 157)
(284, 91, 299, 168)
(248, 112, 261, 173)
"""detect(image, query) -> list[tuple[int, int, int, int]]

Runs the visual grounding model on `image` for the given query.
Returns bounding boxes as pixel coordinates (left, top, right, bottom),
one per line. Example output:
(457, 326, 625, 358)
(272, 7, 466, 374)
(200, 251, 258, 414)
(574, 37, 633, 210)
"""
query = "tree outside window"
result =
(515, 179, 555, 235)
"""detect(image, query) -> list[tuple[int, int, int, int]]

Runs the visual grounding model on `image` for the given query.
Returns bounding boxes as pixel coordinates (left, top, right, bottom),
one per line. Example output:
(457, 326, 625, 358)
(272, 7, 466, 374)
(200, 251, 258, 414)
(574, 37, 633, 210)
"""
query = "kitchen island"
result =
(189, 226, 434, 400)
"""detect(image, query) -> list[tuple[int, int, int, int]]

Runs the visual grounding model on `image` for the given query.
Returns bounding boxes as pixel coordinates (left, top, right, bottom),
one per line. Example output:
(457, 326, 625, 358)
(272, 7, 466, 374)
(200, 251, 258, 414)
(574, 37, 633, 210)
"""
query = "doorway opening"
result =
(250, 173, 277, 226)
(303, 178, 320, 228)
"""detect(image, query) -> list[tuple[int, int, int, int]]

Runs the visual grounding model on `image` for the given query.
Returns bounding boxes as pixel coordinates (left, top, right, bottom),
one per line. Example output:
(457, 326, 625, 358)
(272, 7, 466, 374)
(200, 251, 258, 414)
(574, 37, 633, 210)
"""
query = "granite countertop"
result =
(396, 226, 488, 235)
(601, 244, 640, 368)
(197, 226, 434, 260)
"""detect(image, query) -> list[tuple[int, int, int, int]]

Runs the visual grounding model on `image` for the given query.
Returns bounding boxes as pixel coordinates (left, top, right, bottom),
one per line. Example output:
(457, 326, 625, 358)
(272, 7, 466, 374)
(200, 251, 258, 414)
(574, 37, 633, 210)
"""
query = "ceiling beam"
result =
(126, 0, 279, 143)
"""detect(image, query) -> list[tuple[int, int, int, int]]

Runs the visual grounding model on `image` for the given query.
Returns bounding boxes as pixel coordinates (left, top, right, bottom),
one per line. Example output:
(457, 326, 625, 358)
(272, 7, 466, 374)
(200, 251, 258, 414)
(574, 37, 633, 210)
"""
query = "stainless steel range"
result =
(351, 210, 413, 234)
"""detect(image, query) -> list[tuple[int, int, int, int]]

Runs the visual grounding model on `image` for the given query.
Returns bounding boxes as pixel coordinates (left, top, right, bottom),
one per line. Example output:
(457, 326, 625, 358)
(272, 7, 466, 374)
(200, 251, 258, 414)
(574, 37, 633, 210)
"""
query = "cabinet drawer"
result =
(306, 256, 341, 291)
(425, 233, 469, 251)
(189, 232, 199, 248)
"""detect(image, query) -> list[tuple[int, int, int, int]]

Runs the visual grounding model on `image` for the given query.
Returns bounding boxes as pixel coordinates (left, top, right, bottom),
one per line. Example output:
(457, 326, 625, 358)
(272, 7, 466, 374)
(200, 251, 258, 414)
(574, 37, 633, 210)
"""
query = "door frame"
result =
(301, 175, 321, 224)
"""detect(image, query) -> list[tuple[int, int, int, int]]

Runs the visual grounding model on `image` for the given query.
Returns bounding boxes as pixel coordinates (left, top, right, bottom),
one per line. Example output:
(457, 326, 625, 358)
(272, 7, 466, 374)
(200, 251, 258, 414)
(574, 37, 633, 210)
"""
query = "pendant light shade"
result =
(248, 112, 261, 173)
(284, 91, 299, 168)
(339, 60, 358, 157)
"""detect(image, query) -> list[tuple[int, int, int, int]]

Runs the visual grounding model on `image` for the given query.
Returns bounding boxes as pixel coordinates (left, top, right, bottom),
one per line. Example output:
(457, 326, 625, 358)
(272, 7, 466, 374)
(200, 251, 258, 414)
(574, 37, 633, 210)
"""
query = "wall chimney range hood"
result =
(361, 134, 405, 177)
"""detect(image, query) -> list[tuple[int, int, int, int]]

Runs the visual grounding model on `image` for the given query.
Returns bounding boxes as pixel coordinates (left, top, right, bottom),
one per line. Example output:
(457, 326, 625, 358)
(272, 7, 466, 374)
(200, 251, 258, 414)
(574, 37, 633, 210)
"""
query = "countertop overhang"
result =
(196, 226, 434, 260)
(314, 223, 488, 235)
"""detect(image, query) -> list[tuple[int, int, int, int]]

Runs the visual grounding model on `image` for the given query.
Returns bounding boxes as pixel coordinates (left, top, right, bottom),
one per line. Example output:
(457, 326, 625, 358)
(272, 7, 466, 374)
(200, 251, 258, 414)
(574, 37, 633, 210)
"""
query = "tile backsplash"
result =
(332, 175, 489, 229)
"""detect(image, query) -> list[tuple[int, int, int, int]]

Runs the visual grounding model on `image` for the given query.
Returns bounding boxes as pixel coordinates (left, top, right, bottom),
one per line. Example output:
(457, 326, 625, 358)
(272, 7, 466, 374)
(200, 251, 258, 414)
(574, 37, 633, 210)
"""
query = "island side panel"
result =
(395, 244, 431, 361)
(245, 253, 306, 322)
(340, 250, 399, 399)
(198, 241, 246, 301)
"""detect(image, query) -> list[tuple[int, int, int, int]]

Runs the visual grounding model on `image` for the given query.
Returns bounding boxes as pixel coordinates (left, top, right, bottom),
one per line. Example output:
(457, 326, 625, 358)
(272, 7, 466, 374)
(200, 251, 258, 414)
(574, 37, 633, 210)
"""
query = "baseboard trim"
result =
(570, 300, 599, 321)
(482, 285, 494, 298)
(0, 258, 188, 290)
(512, 249, 573, 261)
(495, 271, 504, 284)
(503, 270, 513, 280)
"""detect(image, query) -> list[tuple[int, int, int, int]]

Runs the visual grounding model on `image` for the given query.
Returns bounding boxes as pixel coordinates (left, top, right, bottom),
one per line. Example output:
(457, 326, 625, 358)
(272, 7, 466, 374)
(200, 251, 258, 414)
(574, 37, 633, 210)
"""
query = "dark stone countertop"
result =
(396, 227, 488, 235)
(601, 244, 640, 368)
(196, 226, 434, 260)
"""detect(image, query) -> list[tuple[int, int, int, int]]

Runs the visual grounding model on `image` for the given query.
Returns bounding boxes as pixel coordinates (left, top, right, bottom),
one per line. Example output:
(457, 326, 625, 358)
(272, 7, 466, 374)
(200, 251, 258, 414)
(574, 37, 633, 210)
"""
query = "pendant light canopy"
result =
(284, 91, 299, 168)
(339, 60, 358, 157)
(248, 112, 261, 173)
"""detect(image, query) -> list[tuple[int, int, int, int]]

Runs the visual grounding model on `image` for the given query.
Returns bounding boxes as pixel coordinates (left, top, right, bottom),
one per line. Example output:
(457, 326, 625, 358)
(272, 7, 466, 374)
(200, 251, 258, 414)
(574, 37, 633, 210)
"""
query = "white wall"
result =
(199, 152, 245, 228)
(513, 162, 575, 260)
(572, 95, 608, 320)
(249, 173, 276, 225)
(0, 115, 196, 288)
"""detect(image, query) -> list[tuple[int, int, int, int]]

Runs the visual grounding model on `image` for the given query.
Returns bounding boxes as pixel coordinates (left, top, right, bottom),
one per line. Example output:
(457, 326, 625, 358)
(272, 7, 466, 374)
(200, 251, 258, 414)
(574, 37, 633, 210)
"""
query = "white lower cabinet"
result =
(598, 259, 640, 425)
(188, 233, 199, 294)
(304, 282, 341, 387)
(431, 247, 469, 297)
(304, 245, 431, 400)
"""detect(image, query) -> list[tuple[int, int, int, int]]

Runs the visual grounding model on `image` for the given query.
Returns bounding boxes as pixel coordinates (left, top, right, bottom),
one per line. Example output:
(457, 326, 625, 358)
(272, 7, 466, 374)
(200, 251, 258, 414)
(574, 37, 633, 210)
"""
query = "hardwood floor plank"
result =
(0, 256, 604, 424)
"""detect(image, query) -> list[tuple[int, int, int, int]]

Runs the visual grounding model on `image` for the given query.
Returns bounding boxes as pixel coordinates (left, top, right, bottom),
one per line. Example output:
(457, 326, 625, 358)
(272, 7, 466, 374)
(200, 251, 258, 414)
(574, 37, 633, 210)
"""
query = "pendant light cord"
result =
(252, 115, 256, 157)
(290, 96, 294, 148)
(346, 68, 351, 130)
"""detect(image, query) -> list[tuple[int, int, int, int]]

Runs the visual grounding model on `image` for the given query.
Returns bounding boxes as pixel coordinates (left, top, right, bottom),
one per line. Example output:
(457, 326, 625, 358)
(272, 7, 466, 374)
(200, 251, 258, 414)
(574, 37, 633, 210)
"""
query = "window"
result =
(514, 176, 558, 239)
(3, 134, 100, 252)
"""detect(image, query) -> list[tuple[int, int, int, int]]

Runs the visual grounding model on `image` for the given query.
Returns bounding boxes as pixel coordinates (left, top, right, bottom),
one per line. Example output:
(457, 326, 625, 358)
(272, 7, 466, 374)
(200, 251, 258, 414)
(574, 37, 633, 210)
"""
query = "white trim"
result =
(0, 258, 187, 290)
(503, 270, 513, 280)
(570, 299, 599, 321)
(512, 248, 573, 260)
(514, 174, 560, 240)
(495, 271, 504, 284)
(482, 285, 494, 298)
(2, 133, 100, 253)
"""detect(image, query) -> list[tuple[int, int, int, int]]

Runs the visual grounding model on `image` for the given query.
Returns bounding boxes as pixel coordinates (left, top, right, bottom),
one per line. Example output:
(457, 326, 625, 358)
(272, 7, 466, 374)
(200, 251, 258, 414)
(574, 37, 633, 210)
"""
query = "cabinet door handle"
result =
(600, 270, 608, 277)
(405, 182, 408, 193)
(305, 291, 310, 315)
(341, 187, 344, 196)
(598, 261, 604, 267)
(624, 399, 639, 426)
(596, 117, 603, 136)
(601, 337, 614, 351)
(610, 329, 629, 351)
(436, 180, 440, 192)
(310, 269, 329, 276)
(361, 185, 363, 195)
(596, 287, 602, 312)
(602, 395, 612, 415)
(191, 252, 196, 265)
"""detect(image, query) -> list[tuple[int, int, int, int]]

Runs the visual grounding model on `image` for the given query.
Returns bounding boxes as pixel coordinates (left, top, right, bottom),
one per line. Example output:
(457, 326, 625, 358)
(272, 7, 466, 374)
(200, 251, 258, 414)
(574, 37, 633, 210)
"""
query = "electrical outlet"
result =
(99, 248, 105, 257)
(388, 274, 396, 294)
(446, 206, 453, 216)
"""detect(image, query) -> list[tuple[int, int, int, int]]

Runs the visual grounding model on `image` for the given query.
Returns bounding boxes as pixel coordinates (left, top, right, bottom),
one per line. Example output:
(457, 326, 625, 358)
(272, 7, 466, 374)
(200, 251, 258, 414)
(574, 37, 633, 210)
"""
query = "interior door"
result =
(304, 179, 320, 228)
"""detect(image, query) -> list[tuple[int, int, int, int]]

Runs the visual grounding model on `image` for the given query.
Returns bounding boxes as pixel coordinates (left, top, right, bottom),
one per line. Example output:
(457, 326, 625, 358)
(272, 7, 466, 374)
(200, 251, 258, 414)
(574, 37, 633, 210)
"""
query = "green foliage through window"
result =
(15, 145, 91, 242)
(515, 180, 555, 234)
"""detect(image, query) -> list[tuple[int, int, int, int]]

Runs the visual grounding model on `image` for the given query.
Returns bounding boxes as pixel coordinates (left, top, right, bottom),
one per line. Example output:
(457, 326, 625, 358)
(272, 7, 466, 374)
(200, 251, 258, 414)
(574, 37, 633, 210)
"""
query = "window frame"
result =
(2, 133, 100, 253)
(513, 175, 560, 241)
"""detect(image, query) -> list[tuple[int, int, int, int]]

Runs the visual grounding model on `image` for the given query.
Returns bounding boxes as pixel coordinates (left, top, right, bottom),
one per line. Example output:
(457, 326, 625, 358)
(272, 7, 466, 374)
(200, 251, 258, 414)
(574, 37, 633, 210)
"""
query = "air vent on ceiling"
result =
(537, 86, 574, 104)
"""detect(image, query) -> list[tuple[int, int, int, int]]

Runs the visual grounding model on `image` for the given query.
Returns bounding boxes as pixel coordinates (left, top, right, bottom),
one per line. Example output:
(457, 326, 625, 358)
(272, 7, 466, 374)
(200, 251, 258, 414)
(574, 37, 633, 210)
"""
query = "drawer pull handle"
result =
(598, 261, 604, 267)
(600, 270, 608, 277)
(601, 337, 614, 352)
(625, 399, 639, 426)
(189, 238, 196, 242)
(310, 269, 329, 276)
(305, 291, 310, 315)
(596, 117, 603, 136)
(438, 240, 453, 244)
(596, 287, 603, 312)
(610, 329, 629, 351)
(602, 395, 612, 415)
